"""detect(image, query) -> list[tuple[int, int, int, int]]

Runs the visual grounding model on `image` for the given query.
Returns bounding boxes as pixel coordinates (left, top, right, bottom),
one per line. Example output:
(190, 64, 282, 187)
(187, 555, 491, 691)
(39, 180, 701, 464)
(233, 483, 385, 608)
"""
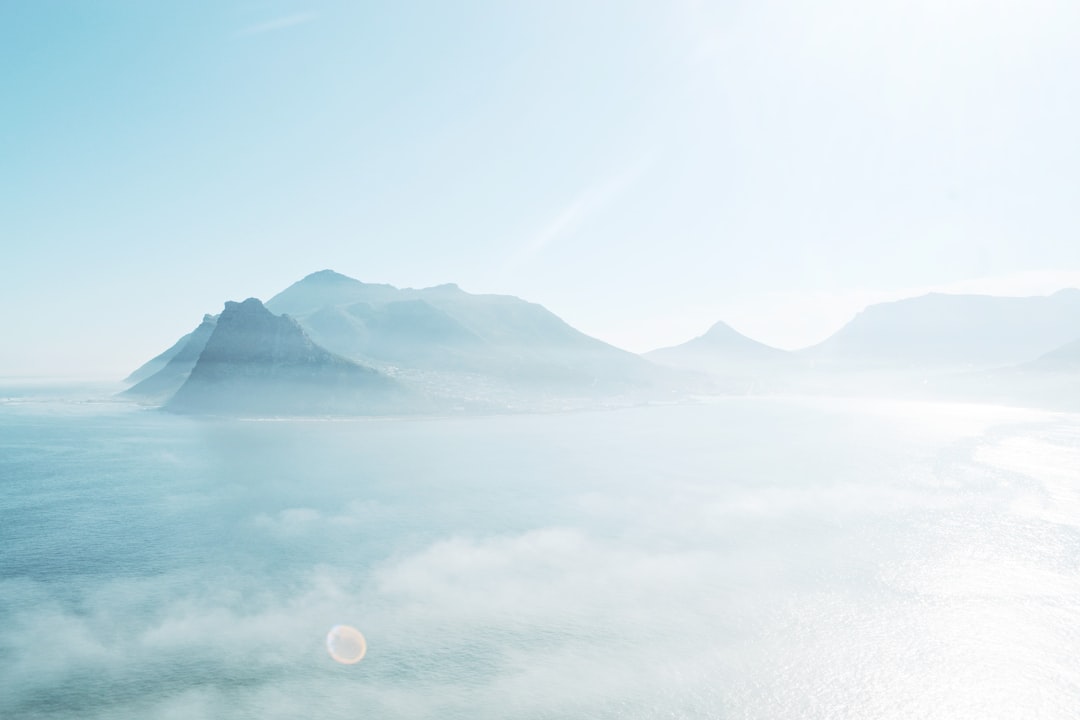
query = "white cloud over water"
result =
(3, 401, 1080, 718)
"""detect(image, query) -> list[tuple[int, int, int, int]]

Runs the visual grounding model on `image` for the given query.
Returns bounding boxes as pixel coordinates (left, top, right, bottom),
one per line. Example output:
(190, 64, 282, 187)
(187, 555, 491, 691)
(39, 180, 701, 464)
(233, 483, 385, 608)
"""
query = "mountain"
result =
(264, 270, 664, 394)
(1022, 334, 1080, 371)
(166, 298, 406, 416)
(645, 321, 790, 377)
(803, 289, 1080, 370)
(123, 315, 217, 400)
(125, 324, 205, 384)
(123, 270, 695, 415)
(265, 269, 401, 315)
(917, 330, 1080, 413)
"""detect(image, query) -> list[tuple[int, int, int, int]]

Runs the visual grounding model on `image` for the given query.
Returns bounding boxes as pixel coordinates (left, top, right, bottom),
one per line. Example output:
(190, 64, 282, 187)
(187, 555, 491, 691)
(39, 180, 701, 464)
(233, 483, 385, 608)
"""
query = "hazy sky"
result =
(4, 0, 1080, 377)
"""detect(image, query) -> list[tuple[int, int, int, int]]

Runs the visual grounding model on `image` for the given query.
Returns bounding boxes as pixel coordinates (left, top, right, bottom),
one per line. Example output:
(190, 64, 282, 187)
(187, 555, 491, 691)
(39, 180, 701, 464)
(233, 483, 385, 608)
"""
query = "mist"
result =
(3, 391, 1079, 718)
(5, 0, 1080, 715)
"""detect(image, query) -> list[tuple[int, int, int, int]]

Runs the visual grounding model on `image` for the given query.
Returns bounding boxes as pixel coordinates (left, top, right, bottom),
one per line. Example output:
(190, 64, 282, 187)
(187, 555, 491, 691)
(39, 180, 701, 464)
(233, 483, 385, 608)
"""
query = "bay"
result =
(2, 386, 1078, 718)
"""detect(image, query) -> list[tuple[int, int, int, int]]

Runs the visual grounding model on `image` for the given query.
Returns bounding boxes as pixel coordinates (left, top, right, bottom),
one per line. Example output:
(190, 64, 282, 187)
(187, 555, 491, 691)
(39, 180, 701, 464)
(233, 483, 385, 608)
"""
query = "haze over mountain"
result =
(1022, 334, 1080, 372)
(124, 271, 687, 415)
(638, 288, 1080, 409)
(166, 298, 405, 416)
(124, 315, 217, 400)
(645, 320, 789, 375)
(802, 289, 1080, 370)
(265, 270, 663, 394)
(125, 318, 213, 385)
(125, 273, 1080, 416)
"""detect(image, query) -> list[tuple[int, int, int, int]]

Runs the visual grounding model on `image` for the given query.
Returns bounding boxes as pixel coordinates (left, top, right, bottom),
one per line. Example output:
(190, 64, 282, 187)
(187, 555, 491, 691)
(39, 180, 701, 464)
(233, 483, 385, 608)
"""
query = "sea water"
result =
(2, 384, 1079, 719)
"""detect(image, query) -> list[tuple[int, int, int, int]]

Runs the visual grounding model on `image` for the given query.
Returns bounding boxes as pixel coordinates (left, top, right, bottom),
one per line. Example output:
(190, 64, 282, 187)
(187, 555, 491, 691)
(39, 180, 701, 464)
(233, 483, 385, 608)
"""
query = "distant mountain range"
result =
(125, 270, 677, 416)
(264, 270, 658, 391)
(647, 289, 1080, 375)
(642, 289, 1080, 409)
(124, 275, 1080, 415)
(800, 289, 1080, 370)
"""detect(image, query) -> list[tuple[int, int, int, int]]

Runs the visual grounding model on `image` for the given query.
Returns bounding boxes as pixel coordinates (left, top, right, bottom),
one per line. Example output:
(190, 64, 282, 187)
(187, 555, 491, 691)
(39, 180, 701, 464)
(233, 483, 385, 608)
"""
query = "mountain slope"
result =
(266, 269, 400, 316)
(265, 270, 663, 392)
(803, 289, 1080, 369)
(646, 321, 789, 375)
(166, 298, 405, 415)
(1023, 333, 1080, 371)
(125, 327, 199, 384)
(123, 315, 217, 400)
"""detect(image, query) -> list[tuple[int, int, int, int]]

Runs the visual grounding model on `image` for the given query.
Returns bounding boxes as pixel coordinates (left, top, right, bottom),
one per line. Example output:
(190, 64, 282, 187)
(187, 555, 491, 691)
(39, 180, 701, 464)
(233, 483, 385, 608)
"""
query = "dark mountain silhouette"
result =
(166, 298, 406, 416)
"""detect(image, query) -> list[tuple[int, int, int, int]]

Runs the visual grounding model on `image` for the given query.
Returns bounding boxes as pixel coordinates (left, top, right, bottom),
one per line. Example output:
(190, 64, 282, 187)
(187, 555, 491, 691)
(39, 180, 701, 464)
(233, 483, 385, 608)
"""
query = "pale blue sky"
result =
(4, 0, 1080, 376)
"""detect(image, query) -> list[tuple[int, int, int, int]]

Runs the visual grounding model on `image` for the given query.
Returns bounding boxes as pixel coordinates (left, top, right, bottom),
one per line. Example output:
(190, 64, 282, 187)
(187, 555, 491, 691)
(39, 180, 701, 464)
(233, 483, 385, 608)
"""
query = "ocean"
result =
(2, 384, 1079, 718)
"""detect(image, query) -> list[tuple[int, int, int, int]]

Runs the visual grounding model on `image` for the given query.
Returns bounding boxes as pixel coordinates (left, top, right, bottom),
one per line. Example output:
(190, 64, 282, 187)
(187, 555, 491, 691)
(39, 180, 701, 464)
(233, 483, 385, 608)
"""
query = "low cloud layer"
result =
(2, 400, 1079, 718)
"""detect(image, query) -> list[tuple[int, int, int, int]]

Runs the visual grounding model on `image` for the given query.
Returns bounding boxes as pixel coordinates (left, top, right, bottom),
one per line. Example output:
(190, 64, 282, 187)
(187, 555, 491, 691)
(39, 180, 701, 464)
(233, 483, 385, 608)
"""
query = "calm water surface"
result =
(1, 384, 1078, 718)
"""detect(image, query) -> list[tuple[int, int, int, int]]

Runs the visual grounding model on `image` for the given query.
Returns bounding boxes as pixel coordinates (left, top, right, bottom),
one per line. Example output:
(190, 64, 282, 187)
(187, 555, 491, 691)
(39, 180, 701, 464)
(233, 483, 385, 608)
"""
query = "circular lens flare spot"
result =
(326, 624, 367, 664)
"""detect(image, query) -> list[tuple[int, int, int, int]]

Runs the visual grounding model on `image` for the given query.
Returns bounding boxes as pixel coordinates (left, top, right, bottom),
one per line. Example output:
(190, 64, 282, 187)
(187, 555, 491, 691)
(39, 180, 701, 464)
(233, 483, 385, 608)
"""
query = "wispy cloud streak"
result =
(504, 157, 652, 273)
(237, 13, 316, 37)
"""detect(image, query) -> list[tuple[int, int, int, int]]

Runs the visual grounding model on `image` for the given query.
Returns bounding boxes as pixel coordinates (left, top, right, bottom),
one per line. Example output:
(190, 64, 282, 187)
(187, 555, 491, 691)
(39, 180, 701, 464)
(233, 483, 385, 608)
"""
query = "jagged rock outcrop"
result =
(166, 298, 407, 416)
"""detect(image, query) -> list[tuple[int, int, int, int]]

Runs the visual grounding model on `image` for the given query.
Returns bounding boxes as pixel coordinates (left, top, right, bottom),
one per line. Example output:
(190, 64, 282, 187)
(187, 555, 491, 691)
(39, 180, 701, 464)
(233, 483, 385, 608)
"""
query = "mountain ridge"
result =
(166, 298, 406, 416)
(124, 273, 1080, 416)
(124, 314, 218, 400)
(265, 270, 662, 392)
(124, 271, 685, 415)
(801, 289, 1080, 369)
(645, 320, 789, 377)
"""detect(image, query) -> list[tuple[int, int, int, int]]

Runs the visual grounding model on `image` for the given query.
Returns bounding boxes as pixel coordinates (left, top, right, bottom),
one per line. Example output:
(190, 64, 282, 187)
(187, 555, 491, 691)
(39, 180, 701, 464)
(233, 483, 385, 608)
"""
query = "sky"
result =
(3, 0, 1080, 377)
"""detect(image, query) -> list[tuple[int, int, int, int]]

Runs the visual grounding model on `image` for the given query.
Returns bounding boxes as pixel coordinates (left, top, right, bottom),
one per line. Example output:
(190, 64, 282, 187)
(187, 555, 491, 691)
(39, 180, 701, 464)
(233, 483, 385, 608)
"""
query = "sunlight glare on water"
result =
(3, 395, 1080, 718)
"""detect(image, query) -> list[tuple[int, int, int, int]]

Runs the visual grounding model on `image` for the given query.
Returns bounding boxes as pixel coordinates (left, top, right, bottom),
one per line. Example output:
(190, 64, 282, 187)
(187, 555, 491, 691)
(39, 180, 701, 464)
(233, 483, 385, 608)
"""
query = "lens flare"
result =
(326, 624, 367, 664)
